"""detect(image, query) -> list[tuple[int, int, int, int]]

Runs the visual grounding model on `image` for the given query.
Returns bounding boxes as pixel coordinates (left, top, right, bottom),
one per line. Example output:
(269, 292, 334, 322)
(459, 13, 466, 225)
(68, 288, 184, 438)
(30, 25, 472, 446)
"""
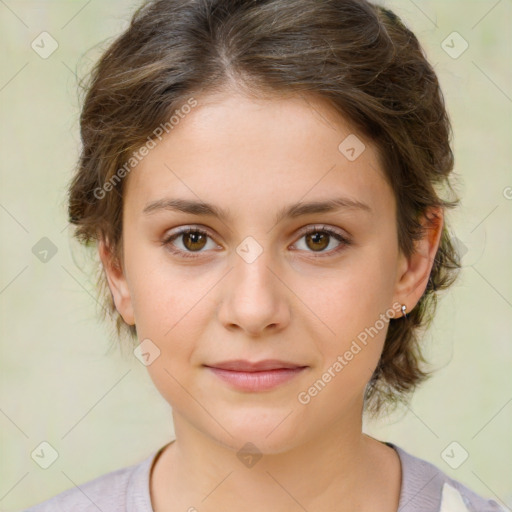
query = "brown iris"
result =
(181, 230, 208, 251)
(305, 231, 329, 251)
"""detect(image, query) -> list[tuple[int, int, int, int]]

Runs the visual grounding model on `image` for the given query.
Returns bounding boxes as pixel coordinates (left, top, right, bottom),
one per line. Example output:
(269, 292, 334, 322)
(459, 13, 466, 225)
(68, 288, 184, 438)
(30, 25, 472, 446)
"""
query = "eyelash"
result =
(161, 225, 352, 260)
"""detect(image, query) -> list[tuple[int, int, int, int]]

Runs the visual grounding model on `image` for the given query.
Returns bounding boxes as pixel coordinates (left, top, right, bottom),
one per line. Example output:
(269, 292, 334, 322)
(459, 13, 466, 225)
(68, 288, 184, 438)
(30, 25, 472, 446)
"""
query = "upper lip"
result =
(205, 359, 307, 372)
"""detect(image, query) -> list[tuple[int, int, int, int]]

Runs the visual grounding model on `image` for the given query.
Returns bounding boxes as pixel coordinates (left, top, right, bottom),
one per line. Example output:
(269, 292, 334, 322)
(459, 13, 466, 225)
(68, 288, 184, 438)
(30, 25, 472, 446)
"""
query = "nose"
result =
(216, 247, 291, 336)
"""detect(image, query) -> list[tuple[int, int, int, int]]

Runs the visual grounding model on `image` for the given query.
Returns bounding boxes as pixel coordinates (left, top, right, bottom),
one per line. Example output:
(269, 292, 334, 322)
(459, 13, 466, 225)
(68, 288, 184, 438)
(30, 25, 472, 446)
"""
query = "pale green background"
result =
(1, 1, 511, 510)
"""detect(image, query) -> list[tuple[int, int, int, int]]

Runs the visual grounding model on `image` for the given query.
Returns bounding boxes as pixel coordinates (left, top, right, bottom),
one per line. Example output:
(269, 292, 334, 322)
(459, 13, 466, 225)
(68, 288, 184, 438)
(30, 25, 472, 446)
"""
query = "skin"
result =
(99, 86, 443, 512)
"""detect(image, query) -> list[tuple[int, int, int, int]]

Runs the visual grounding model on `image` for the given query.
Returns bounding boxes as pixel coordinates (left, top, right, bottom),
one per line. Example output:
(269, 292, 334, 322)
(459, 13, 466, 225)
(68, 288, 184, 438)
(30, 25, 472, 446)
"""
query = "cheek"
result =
(296, 284, 389, 416)
(125, 242, 202, 335)
(125, 247, 208, 372)
(306, 255, 394, 339)
(131, 273, 203, 363)
(136, 298, 206, 413)
(300, 251, 395, 382)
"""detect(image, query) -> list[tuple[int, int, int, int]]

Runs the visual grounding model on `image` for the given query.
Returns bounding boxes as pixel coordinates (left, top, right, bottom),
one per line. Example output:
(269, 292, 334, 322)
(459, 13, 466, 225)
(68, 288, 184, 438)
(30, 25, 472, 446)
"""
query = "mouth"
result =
(204, 359, 306, 372)
(203, 359, 308, 392)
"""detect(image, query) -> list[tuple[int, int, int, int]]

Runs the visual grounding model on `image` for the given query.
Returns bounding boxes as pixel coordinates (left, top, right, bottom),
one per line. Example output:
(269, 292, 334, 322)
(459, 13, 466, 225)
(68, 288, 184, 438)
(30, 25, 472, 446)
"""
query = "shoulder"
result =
(21, 450, 157, 512)
(389, 442, 507, 512)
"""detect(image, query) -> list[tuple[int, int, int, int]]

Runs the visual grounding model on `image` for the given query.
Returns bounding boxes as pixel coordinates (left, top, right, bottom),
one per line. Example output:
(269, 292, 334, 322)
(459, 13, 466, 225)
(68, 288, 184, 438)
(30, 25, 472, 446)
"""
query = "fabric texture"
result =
(22, 441, 506, 512)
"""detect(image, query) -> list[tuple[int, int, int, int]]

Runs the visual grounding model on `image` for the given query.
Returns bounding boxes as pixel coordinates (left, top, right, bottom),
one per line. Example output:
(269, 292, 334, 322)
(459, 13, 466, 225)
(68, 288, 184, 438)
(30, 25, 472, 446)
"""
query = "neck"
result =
(150, 401, 400, 511)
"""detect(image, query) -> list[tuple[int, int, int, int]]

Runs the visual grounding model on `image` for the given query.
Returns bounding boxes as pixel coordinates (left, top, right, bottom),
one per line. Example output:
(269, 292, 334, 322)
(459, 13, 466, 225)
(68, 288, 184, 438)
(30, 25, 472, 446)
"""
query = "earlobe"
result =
(98, 239, 136, 326)
(394, 207, 444, 314)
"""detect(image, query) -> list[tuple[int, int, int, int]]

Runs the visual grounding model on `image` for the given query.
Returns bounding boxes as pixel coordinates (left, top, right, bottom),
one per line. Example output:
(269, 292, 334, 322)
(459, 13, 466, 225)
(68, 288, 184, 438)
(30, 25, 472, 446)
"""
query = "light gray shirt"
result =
(22, 442, 506, 511)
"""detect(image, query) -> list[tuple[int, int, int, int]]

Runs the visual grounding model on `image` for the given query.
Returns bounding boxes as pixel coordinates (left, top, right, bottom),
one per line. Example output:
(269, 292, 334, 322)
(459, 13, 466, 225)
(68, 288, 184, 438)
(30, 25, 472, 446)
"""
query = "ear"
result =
(98, 238, 135, 326)
(393, 207, 444, 316)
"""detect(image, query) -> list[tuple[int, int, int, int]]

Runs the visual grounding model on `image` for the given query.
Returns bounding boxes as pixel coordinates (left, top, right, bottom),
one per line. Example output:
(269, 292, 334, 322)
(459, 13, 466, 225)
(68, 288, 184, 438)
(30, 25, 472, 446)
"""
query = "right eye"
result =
(161, 227, 219, 259)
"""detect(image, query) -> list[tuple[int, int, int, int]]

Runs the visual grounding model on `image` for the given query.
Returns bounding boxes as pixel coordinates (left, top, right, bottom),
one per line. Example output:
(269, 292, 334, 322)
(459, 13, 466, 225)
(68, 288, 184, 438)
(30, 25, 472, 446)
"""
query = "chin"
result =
(205, 414, 306, 456)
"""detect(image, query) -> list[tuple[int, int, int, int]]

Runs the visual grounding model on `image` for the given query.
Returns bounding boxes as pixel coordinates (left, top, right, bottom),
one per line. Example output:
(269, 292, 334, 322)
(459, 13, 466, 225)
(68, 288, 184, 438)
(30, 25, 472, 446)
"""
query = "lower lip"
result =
(206, 367, 307, 392)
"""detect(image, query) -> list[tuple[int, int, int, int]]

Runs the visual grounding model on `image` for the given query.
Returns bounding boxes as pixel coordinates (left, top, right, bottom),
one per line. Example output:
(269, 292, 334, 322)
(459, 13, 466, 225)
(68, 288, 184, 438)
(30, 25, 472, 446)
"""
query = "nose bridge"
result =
(231, 233, 280, 297)
(216, 233, 289, 334)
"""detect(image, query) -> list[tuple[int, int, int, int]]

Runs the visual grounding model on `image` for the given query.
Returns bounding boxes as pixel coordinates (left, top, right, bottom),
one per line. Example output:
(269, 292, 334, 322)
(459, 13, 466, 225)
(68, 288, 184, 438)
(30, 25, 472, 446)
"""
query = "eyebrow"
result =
(142, 196, 372, 224)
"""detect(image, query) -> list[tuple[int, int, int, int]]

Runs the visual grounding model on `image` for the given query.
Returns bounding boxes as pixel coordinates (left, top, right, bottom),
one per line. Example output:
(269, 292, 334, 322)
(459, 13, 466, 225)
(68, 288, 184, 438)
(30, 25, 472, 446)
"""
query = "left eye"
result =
(292, 225, 352, 256)
(162, 225, 351, 259)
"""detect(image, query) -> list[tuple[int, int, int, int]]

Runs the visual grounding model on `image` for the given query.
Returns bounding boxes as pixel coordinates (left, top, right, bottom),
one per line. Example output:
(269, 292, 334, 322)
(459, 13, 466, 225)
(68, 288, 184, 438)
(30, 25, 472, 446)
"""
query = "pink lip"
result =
(204, 360, 308, 392)
(205, 359, 305, 372)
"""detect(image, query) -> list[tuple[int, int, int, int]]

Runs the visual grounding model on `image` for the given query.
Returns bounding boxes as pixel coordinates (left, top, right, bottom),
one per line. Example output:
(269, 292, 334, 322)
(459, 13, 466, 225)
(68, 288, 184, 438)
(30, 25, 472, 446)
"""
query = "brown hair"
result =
(68, 0, 462, 416)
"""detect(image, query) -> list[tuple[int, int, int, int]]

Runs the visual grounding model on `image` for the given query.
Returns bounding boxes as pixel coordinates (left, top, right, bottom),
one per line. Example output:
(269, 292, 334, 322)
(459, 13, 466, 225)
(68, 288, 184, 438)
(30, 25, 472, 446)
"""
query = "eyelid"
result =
(294, 224, 350, 242)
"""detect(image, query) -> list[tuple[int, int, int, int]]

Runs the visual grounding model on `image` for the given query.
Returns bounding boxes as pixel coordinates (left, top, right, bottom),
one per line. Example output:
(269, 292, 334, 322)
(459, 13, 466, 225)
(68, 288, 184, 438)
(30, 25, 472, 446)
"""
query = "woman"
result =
(24, 0, 505, 510)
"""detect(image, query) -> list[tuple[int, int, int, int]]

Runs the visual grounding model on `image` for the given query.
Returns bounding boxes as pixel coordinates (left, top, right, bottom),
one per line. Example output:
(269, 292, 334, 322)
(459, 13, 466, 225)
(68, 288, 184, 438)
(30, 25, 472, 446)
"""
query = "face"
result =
(100, 89, 441, 453)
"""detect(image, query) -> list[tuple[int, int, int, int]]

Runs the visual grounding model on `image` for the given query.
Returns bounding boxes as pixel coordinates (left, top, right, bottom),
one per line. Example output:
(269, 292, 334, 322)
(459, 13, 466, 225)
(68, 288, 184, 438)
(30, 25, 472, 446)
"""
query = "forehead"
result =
(124, 90, 394, 221)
